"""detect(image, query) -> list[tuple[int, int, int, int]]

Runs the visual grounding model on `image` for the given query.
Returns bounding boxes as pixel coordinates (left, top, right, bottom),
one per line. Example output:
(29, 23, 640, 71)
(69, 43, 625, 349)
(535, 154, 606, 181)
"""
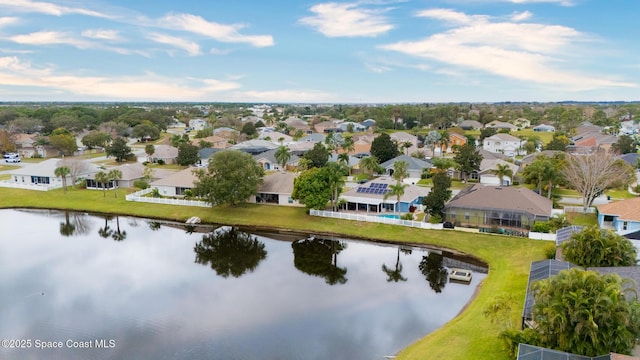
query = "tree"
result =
(145, 144, 155, 161)
(492, 163, 513, 186)
(325, 162, 348, 211)
(303, 142, 330, 168)
(611, 134, 637, 154)
(54, 166, 71, 193)
(106, 137, 133, 162)
(545, 134, 570, 151)
(479, 127, 497, 141)
(509, 268, 640, 357)
(562, 225, 637, 267)
(131, 122, 160, 142)
(562, 152, 635, 211)
(425, 130, 442, 156)
(454, 142, 482, 182)
(384, 181, 408, 213)
(193, 150, 264, 206)
(194, 227, 267, 278)
(94, 171, 109, 197)
(359, 156, 380, 177)
(382, 246, 407, 282)
(57, 158, 90, 189)
(241, 122, 257, 137)
(370, 133, 399, 163)
(291, 167, 332, 210)
(392, 160, 409, 183)
(418, 253, 448, 293)
(274, 145, 291, 171)
(49, 128, 78, 156)
(291, 237, 348, 285)
(177, 142, 199, 166)
(341, 135, 355, 155)
(422, 172, 452, 218)
(107, 169, 122, 198)
(81, 131, 111, 149)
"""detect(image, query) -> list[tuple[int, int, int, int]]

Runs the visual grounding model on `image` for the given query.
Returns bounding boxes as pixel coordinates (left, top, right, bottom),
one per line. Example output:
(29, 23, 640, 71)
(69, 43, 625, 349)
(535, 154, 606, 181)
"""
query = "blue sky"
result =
(0, 0, 637, 102)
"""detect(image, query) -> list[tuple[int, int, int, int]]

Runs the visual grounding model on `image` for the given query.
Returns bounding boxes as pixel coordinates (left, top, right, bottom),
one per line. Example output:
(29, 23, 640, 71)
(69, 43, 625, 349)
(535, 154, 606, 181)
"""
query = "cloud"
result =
(299, 2, 394, 37)
(0, 16, 19, 28)
(209, 48, 232, 56)
(147, 33, 201, 56)
(159, 13, 274, 47)
(81, 29, 122, 42)
(10, 30, 93, 48)
(0, 56, 241, 100)
(510, 11, 532, 22)
(0, 0, 110, 18)
(508, 0, 574, 6)
(380, 9, 635, 90)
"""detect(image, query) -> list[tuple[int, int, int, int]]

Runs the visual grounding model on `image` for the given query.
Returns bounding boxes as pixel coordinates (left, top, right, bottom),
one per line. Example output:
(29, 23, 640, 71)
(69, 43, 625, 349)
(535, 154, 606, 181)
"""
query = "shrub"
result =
(134, 179, 149, 189)
(157, 159, 165, 165)
(428, 213, 442, 224)
(532, 222, 552, 233)
(544, 243, 557, 259)
(400, 213, 413, 220)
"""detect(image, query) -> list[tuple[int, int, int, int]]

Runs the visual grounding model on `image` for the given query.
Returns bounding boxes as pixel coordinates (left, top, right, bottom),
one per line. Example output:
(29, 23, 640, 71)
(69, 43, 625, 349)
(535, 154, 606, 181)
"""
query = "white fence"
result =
(0, 181, 62, 191)
(563, 206, 597, 214)
(528, 232, 556, 241)
(309, 209, 443, 230)
(126, 188, 210, 207)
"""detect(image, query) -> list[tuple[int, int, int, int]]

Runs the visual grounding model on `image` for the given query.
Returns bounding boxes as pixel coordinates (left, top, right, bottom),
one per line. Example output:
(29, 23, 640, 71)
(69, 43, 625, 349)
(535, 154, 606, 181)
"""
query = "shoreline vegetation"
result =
(1, 187, 548, 360)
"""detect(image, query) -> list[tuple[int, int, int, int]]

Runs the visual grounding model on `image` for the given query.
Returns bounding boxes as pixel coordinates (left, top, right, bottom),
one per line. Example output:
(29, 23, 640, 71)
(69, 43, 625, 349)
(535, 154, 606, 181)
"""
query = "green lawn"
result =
(0, 187, 548, 360)
(20, 157, 46, 163)
(566, 212, 598, 227)
(0, 174, 10, 180)
(606, 188, 636, 200)
(0, 164, 20, 171)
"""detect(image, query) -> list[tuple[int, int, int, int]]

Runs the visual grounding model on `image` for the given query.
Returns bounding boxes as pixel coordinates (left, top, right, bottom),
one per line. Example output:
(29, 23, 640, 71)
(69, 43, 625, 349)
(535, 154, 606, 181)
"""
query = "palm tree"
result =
(439, 130, 450, 155)
(54, 166, 71, 193)
(402, 141, 412, 155)
(145, 144, 155, 162)
(359, 156, 380, 177)
(382, 247, 407, 282)
(107, 169, 123, 198)
(384, 181, 408, 214)
(274, 145, 291, 171)
(326, 162, 347, 211)
(341, 135, 355, 155)
(492, 163, 513, 186)
(392, 160, 409, 183)
(95, 171, 109, 197)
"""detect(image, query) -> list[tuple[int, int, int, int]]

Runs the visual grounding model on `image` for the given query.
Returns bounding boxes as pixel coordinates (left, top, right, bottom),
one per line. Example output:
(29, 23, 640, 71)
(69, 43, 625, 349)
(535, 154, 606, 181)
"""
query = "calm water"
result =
(0, 209, 487, 360)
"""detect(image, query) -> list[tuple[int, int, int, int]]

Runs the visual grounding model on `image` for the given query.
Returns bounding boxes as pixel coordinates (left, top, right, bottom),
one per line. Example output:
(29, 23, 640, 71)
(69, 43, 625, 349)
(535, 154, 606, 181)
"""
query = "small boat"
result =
(186, 216, 201, 224)
(449, 268, 472, 282)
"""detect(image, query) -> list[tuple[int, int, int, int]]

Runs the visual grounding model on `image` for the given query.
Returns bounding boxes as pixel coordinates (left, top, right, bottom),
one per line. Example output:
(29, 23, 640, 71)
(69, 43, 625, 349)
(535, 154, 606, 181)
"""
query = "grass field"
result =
(0, 187, 548, 360)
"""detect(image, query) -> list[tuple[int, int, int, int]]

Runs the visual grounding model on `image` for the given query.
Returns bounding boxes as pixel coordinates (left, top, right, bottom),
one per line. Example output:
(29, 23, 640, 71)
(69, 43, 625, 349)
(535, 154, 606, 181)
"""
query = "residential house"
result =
(288, 141, 316, 156)
(284, 117, 313, 134)
(485, 120, 518, 132)
(379, 155, 432, 182)
(253, 148, 299, 171)
(443, 184, 552, 233)
(390, 132, 419, 155)
(532, 124, 555, 132)
(196, 148, 223, 167)
(7, 158, 98, 189)
(459, 120, 483, 130)
(482, 133, 523, 157)
(362, 119, 376, 128)
(213, 127, 240, 142)
(249, 171, 301, 206)
(230, 139, 278, 155)
(85, 162, 146, 189)
(191, 135, 229, 149)
(188, 118, 209, 131)
(314, 120, 341, 134)
(258, 131, 294, 145)
(149, 145, 179, 164)
(518, 150, 563, 167)
(441, 132, 467, 153)
(339, 176, 429, 213)
(299, 133, 326, 143)
(597, 197, 640, 236)
(513, 118, 531, 129)
(568, 132, 617, 154)
(522, 260, 577, 328)
(338, 121, 367, 133)
(241, 115, 264, 124)
(618, 153, 640, 167)
(13, 133, 46, 158)
(478, 159, 519, 186)
(150, 168, 198, 197)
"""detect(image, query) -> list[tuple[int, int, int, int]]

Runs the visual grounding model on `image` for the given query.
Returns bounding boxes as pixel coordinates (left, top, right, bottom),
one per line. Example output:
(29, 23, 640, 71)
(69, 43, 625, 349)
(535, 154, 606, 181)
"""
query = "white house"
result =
(482, 133, 523, 157)
(189, 118, 209, 131)
(149, 168, 198, 197)
(478, 159, 519, 186)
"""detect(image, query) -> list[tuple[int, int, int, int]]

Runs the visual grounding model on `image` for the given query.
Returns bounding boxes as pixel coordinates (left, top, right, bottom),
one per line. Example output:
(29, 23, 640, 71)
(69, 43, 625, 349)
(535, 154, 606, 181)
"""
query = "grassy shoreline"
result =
(0, 187, 548, 359)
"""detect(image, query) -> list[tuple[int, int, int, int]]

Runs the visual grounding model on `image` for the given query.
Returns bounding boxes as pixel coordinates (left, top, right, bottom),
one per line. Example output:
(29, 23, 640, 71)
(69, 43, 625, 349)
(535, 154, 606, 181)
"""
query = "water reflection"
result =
(382, 246, 410, 282)
(194, 227, 267, 278)
(291, 237, 348, 285)
(59, 211, 92, 237)
(419, 253, 449, 293)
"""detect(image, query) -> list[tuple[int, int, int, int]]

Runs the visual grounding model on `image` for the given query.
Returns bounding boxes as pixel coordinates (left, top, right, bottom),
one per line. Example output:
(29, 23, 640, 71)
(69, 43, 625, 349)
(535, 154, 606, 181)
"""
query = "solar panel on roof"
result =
(381, 184, 388, 189)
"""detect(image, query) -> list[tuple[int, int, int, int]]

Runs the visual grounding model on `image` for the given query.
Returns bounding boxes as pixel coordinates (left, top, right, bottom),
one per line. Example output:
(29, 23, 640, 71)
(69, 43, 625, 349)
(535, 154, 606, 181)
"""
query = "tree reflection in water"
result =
(382, 246, 408, 282)
(194, 227, 267, 278)
(418, 253, 448, 293)
(98, 215, 113, 238)
(111, 216, 127, 242)
(291, 237, 348, 285)
(60, 211, 92, 237)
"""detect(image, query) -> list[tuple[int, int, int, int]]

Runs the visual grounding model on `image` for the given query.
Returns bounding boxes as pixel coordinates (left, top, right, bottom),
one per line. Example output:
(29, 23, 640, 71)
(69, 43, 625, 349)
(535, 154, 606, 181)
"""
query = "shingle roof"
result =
(253, 148, 299, 164)
(445, 184, 552, 217)
(9, 158, 99, 177)
(258, 171, 295, 194)
(150, 168, 198, 188)
(380, 154, 432, 171)
(597, 197, 640, 222)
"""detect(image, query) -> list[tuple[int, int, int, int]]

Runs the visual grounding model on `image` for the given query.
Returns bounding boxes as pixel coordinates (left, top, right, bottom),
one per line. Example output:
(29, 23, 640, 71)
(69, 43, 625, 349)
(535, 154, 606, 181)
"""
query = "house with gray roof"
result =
(459, 119, 483, 130)
(339, 176, 429, 213)
(150, 168, 198, 197)
(380, 155, 432, 182)
(485, 120, 518, 132)
(149, 145, 179, 164)
(86, 162, 147, 189)
(6, 158, 99, 190)
(443, 184, 552, 234)
(249, 171, 300, 206)
(483, 133, 523, 157)
(230, 139, 278, 155)
(253, 148, 300, 171)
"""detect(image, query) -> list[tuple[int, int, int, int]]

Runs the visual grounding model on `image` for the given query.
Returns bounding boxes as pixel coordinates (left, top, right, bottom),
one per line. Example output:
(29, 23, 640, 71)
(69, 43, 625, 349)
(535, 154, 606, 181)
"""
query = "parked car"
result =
(5, 157, 20, 163)
(443, 221, 455, 229)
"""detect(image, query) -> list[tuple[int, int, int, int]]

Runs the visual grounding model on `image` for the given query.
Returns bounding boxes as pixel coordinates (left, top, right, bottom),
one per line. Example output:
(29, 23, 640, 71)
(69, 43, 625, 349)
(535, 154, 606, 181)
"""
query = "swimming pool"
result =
(378, 214, 401, 219)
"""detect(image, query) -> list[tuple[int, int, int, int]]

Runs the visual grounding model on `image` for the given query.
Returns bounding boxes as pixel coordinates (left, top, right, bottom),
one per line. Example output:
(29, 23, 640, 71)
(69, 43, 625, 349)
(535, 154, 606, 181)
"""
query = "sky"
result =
(0, 0, 638, 103)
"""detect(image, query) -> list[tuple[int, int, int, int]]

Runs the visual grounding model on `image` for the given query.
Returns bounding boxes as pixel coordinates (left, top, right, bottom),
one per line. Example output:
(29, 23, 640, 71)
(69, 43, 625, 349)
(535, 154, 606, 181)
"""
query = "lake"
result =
(0, 209, 487, 360)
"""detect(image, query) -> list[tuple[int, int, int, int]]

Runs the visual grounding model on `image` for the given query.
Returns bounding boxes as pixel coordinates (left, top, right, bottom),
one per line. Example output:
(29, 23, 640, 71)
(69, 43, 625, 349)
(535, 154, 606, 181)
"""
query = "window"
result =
(623, 221, 628, 231)
(465, 212, 470, 221)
